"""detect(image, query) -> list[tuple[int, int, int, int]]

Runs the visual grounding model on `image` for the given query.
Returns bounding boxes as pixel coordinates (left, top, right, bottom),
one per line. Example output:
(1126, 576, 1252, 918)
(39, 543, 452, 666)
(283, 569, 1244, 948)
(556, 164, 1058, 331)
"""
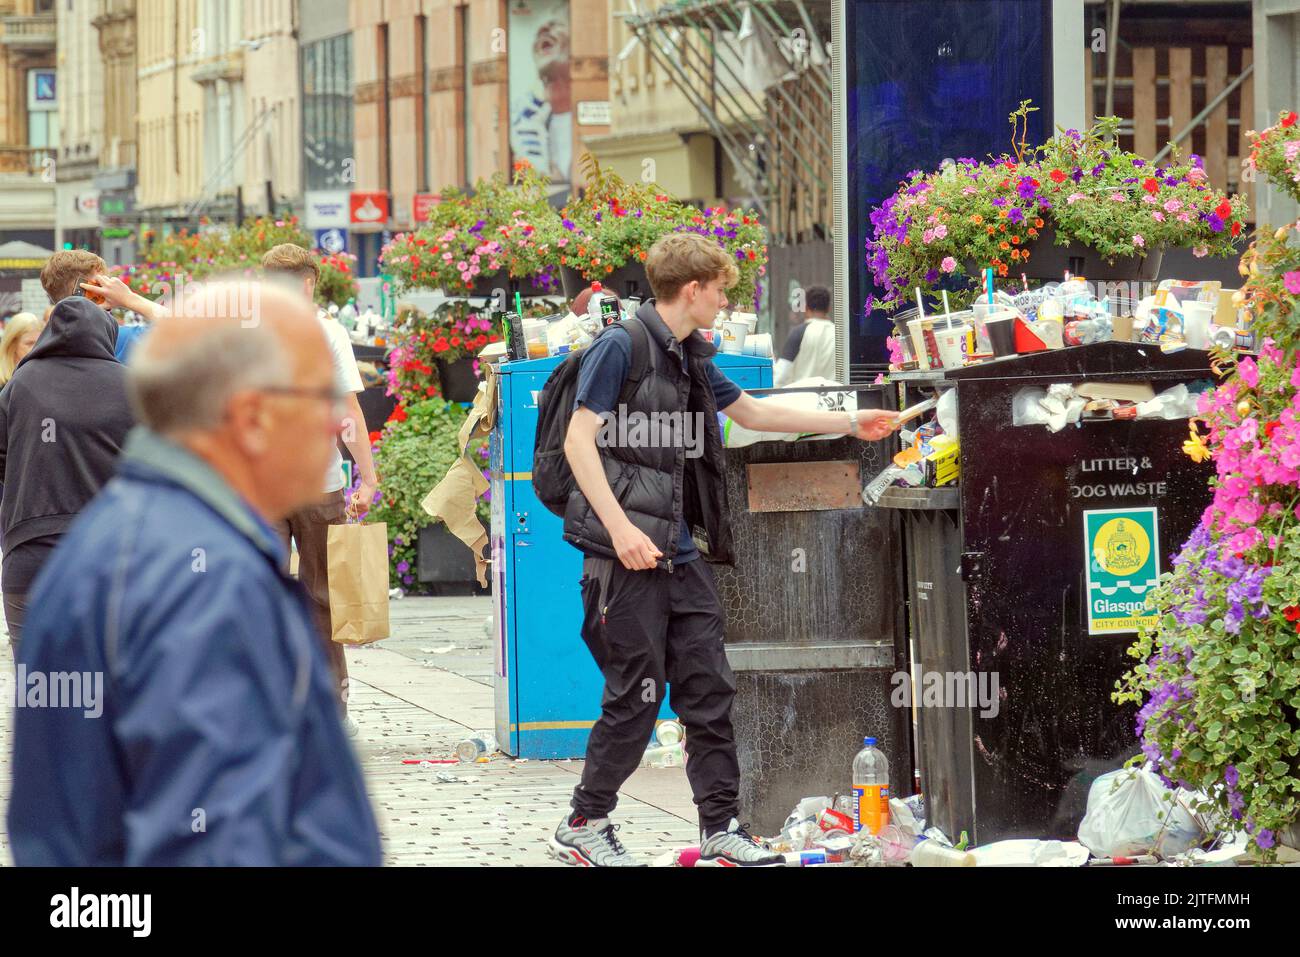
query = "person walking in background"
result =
(0, 312, 43, 387)
(0, 254, 136, 651)
(7, 281, 383, 866)
(774, 284, 838, 386)
(261, 243, 379, 735)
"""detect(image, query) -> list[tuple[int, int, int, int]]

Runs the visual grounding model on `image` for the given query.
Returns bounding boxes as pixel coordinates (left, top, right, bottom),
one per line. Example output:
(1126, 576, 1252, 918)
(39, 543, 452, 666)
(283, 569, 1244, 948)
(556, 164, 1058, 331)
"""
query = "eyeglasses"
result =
(260, 386, 349, 415)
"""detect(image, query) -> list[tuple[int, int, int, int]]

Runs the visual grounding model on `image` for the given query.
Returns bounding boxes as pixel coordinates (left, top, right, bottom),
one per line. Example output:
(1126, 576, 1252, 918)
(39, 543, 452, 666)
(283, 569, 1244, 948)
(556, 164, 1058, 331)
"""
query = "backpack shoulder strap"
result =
(616, 316, 653, 407)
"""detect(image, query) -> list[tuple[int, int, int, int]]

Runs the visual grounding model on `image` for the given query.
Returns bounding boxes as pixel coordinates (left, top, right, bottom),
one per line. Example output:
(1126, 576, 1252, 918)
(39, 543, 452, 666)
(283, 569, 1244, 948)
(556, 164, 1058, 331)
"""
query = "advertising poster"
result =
(508, 0, 572, 195)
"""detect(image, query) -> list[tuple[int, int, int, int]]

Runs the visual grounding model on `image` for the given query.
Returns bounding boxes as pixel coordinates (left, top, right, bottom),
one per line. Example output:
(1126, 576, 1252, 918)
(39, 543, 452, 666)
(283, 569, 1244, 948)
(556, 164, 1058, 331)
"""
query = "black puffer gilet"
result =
(562, 301, 733, 568)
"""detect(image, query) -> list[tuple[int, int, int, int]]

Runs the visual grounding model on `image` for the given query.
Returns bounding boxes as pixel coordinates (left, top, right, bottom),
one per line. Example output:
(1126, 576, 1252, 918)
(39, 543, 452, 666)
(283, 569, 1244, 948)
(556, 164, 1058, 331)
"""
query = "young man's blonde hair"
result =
(645, 232, 739, 303)
(261, 243, 320, 285)
(40, 250, 107, 303)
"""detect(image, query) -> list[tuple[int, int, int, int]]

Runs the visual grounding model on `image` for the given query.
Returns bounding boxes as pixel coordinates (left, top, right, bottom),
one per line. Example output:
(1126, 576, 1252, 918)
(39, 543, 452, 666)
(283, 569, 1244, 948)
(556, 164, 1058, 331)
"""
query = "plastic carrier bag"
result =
(1077, 766, 1203, 859)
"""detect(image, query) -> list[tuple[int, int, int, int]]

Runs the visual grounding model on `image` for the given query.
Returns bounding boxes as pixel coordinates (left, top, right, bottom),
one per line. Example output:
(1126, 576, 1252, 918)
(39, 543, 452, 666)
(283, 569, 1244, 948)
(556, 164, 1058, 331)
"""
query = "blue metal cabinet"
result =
(491, 351, 772, 758)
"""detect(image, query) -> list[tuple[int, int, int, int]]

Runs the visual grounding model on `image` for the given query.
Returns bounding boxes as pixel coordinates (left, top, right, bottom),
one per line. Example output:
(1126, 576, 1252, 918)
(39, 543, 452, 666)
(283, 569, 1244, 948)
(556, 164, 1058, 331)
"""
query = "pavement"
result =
(0, 595, 701, 867)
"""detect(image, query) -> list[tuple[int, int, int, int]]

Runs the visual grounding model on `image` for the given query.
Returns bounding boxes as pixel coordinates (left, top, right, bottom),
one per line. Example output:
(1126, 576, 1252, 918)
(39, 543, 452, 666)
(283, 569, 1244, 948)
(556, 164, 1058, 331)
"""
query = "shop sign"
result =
(350, 191, 389, 226)
(305, 190, 350, 229)
(1083, 506, 1161, 635)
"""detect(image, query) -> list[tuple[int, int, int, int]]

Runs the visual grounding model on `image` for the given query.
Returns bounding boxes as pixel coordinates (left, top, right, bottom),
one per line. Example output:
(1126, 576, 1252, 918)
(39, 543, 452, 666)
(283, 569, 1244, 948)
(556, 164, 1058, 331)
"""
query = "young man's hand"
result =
(853, 409, 901, 441)
(80, 274, 164, 320)
(610, 520, 663, 571)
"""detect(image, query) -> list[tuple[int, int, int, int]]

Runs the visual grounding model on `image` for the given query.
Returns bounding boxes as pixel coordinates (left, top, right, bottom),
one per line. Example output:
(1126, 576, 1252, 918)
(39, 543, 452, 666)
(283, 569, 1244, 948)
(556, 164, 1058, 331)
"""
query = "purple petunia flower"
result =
(1207, 213, 1225, 233)
(396, 561, 410, 574)
(1007, 207, 1025, 225)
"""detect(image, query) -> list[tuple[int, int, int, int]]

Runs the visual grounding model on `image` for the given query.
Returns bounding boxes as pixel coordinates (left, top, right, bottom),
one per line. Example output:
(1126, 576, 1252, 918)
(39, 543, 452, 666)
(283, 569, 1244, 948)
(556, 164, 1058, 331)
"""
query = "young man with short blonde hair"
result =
(551, 232, 898, 867)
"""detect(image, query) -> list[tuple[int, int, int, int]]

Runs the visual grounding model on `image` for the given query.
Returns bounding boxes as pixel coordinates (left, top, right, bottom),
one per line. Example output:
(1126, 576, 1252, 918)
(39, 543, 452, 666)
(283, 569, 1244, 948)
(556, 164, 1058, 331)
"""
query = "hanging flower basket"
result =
(435, 356, 481, 403)
(560, 261, 652, 301)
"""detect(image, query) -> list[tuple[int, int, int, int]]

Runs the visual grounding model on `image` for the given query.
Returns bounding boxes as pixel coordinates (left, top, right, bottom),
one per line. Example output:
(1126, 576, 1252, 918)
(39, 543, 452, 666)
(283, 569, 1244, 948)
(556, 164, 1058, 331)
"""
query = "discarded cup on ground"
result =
(655, 720, 684, 746)
(909, 837, 976, 867)
(456, 732, 498, 763)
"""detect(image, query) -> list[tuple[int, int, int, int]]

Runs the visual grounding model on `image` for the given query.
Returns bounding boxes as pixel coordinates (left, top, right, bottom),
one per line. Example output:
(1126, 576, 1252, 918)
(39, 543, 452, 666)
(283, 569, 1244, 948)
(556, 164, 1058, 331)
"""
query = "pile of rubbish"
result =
(653, 757, 1294, 867)
(1013, 380, 1206, 433)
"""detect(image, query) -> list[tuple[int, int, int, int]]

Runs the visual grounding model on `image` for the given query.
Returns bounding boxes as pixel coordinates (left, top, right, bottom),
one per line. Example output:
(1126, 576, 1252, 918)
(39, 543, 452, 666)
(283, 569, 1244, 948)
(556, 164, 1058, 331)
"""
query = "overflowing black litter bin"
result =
(880, 342, 1214, 844)
(716, 384, 911, 834)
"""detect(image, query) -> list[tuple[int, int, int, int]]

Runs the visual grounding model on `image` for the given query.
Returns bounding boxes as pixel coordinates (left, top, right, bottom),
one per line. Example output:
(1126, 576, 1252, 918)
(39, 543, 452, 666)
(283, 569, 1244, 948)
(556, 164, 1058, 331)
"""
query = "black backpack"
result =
(532, 317, 652, 517)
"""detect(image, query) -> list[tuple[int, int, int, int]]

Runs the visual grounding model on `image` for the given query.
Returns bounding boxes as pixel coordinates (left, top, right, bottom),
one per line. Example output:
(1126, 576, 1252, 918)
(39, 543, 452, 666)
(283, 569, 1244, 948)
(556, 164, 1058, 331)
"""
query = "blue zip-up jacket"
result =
(7, 428, 382, 866)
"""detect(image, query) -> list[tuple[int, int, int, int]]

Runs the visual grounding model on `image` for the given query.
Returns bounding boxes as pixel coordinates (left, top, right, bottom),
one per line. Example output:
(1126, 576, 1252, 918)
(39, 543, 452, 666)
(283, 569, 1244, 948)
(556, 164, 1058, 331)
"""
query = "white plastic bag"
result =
(1077, 766, 1203, 859)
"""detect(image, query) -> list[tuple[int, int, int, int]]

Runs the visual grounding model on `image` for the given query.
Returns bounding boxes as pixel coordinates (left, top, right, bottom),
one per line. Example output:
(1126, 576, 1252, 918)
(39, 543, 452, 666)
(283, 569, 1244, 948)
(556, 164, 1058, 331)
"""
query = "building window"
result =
(301, 32, 355, 190)
(28, 69, 59, 151)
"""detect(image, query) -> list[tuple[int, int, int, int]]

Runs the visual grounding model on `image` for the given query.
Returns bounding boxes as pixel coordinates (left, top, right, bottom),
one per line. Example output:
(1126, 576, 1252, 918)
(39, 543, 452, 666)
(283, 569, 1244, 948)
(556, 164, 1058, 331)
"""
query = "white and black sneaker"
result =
(698, 818, 785, 867)
(550, 813, 644, 867)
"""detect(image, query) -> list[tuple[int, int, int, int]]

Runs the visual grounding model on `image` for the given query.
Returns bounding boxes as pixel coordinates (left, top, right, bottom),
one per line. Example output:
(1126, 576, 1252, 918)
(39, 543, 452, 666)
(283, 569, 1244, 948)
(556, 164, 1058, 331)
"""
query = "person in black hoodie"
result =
(0, 295, 135, 651)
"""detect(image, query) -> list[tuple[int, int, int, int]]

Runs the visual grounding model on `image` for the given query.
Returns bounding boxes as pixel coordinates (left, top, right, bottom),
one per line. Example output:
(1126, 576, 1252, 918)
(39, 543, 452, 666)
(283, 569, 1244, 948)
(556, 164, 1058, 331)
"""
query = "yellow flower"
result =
(1182, 424, 1210, 463)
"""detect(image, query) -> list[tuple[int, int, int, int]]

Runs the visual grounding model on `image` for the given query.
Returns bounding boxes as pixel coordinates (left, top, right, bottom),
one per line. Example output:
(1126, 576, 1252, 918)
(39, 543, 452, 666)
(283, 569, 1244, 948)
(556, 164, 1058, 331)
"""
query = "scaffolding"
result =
(619, 0, 833, 244)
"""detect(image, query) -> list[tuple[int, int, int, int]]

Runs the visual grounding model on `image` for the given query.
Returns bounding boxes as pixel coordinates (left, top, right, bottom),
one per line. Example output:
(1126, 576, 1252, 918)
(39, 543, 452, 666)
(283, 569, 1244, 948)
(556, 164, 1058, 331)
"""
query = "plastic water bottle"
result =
(852, 736, 891, 835)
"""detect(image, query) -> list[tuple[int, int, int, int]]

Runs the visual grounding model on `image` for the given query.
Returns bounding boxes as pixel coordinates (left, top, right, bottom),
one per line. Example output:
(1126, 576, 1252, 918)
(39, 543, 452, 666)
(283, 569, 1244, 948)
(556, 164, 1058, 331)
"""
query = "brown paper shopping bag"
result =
(326, 521, 391, 645)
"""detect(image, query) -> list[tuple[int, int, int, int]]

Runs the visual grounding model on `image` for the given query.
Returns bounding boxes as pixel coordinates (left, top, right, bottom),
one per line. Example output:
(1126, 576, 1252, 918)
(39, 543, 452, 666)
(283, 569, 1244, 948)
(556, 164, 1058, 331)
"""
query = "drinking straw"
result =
(915, 287, 925, 318)
(514, 290, 523, 314)
(985, 268, 994, 305)
(942, 290, 951, 317)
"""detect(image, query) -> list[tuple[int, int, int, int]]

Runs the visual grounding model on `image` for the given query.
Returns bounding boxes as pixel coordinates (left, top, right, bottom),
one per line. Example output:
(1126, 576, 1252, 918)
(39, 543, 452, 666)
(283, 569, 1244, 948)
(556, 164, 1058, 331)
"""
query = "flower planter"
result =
(460, 269, 563, 300)
(560, 261, 652, 301)
(416, 521, 489, 595)
(435, 356, 481, 402)
(1017, 225, 1164, 283)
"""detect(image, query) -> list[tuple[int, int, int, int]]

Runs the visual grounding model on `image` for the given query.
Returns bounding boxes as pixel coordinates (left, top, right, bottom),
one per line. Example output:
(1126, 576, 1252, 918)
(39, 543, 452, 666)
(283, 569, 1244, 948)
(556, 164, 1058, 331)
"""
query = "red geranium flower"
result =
(1231, 221, 1242, 237)
(1215, 199, 1233, 219)
(433, 339, 450, 353)
(1265, 421, 1280, 440)
(1049, 169, 1067, 183)
(1142, 178, 1159, 194)
(1283, 111, 1298, 128)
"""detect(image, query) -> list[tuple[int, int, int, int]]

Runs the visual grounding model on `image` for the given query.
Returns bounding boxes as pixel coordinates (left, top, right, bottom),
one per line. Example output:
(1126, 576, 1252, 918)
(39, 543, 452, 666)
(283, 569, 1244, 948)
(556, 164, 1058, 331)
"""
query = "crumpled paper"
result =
(421, 360, 497, 586)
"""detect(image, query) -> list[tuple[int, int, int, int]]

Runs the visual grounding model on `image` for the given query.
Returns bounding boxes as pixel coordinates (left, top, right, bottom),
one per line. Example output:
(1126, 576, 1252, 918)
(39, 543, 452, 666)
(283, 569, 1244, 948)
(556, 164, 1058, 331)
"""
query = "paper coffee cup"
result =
(731, 311, 759, 334)
(984, 314, 1017, 356)
(933, 323, 969, 369)
(721, 320, 748, 354)
(907, 318, 932, 371)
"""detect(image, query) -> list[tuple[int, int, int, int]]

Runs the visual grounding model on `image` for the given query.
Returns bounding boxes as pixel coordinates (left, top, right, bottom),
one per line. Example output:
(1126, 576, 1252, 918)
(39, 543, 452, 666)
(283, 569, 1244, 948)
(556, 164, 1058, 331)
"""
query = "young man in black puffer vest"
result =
(550, 233, 900, 867)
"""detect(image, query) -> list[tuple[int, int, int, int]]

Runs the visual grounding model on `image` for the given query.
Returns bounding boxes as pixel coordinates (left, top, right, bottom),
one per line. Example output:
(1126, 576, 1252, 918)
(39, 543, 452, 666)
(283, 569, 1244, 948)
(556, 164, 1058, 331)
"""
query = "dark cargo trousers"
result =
(571, 555, 740, 832)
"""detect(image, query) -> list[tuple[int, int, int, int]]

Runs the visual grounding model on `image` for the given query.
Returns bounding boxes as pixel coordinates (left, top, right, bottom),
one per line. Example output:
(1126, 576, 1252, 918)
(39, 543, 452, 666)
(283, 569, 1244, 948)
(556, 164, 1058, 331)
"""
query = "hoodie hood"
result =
(19, 296, 119, 368)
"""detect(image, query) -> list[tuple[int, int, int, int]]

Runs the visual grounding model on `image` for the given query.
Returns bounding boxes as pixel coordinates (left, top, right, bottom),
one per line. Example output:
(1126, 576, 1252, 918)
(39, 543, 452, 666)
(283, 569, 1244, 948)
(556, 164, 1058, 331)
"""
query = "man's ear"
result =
(228, 391, 274, 455)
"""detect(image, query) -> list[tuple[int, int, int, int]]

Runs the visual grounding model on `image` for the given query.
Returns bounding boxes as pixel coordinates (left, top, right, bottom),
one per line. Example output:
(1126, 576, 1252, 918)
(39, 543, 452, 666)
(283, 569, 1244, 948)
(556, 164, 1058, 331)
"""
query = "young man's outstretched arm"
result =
(722, 392, 899, 441)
